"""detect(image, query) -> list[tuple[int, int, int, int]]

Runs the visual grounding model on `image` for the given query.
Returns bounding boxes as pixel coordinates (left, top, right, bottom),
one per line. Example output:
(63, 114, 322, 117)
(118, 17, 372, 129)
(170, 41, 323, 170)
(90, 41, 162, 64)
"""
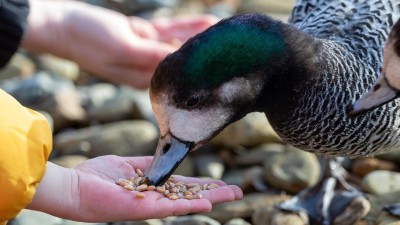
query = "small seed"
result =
(195, 193, 203, 199)
(164, 190, 170, 195)
(168, 194, 179, 200)
(168, 176, 175, 182)
(136, 168, 144, 177)
(183, 190, 192, 196)
(136, 192, 146, 198)
(147, 185, 156, 191)
(137, 184, 148, 192)
(207, 183, 220, 189)
(123, 184, 135, 191)
(184, 195, 194, 200)
(156, 186, 165, 193)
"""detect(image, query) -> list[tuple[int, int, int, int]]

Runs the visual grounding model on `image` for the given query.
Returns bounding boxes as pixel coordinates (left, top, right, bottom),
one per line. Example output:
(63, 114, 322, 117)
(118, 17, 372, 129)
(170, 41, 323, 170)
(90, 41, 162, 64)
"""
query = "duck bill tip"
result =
(143, 134, 193, 186)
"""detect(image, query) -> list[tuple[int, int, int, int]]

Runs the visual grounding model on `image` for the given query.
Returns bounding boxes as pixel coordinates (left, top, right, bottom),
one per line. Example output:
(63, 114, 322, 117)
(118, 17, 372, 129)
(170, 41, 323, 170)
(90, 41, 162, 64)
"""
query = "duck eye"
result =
(186, 95, 200, 108)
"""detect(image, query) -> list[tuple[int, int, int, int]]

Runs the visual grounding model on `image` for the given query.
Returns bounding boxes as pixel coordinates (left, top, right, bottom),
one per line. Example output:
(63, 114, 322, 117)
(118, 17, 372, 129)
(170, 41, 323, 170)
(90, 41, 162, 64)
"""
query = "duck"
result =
(349, 17, 400, 115)
(143, 0, 400, 224)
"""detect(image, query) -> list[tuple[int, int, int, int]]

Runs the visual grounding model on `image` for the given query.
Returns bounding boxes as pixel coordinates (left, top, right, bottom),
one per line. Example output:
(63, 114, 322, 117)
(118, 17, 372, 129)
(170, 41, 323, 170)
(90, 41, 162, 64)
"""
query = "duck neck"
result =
(252, 23, 322, 118)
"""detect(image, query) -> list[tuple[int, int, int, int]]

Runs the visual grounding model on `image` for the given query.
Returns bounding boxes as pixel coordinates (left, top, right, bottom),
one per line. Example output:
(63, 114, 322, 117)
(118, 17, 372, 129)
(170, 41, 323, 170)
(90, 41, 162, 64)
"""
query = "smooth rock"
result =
(202, 192, 291, 223)
(368, 191, 400, 219)
(377, 149, 400, 164)
(262, 145, 320, 194)
(79, 83, 136, 123)
(223, 218, 251, 225)
(50, 155, 89, 168)
(222, 168, 246, 189)
(362, 170, 400, 195)
(10, 209, 106, 225)
(54, 120, 158, 157)
(252, 206, 309, 225)
(36, 54, 80, 81)
(352, 158, 399, 177)
(238, 0, 295, 21)
(0, 52, 35, 80)
(0, 72, 85, 130)
(164, 215, 221, 225)
(241, 166, 269, 193)
(174, 155, 196, 177)
(111, 219, 164, 225)
(333, 197, 371, 225)
(212, 112, 281, 148)
(234, 143, 286, 166)
(194, 154, 225, 179)
(376, 211, 400, 225)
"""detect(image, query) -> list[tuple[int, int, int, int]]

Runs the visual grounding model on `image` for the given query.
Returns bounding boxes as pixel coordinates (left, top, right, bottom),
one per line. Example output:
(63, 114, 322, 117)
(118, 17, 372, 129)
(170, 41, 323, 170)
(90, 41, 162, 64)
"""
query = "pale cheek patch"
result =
(151, 96, 169, 136)
(168, 106, 232, 143)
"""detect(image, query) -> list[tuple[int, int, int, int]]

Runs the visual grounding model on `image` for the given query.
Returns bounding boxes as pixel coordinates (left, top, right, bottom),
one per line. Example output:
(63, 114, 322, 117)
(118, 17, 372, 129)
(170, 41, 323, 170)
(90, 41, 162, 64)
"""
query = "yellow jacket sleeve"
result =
(0, 89, 52, 223)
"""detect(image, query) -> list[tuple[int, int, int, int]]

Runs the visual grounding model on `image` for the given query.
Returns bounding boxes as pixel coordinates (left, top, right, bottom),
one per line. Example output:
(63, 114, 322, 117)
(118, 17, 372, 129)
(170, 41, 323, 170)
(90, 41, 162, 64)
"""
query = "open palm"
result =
(68, 155, 242, 222)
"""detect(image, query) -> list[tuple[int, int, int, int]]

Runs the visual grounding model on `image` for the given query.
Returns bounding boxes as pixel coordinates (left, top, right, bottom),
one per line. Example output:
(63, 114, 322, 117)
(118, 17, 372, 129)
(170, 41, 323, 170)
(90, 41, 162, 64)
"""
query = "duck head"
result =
(143, 14, 288, 186)
(348, 19, 400, 117)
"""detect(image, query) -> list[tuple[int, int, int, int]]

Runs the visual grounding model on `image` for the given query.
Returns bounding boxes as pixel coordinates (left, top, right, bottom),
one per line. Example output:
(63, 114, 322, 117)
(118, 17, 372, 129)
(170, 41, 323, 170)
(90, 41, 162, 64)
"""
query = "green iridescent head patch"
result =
(182, 16, 286, 89)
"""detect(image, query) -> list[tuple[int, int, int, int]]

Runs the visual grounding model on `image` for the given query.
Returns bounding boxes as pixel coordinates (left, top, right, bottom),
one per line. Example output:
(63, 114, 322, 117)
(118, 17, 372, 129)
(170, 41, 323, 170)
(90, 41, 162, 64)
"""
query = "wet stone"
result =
(54, 120, 158, 157)
(50, 155, 89, 168)
(352, 158, 399, 177)
(223, 218, 251, 225)
(252, 206, 309, 225)
(163, 215, 221, 225)
(194, 154, 225, 179)
(262, 145, 321, 194)
(211, 112, 281, 148)
(362, 170, 400, 195)
(0, 52, 35, 80)
(202, 192, 291, 223)
(234, 143, 286, 166)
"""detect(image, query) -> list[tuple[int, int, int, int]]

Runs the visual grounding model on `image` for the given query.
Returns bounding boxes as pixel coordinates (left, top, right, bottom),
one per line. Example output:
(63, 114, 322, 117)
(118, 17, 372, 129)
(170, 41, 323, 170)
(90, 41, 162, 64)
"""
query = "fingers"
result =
(152, 15, 219, 43)
(127, 38, 177, 69)
(200, 185, 243, 204)
(129, 16, 158, 39)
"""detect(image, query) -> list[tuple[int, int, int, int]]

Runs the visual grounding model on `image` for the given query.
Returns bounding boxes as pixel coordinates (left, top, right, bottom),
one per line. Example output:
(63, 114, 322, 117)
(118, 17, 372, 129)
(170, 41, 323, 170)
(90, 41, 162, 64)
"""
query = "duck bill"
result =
(348, 76, 399, 117)
(144, 133, 194, 186)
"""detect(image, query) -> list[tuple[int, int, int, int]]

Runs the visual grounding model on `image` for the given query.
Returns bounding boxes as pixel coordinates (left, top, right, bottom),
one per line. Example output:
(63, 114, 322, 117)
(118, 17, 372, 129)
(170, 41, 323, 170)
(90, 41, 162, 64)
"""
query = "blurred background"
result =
(5, 0, 400, 224)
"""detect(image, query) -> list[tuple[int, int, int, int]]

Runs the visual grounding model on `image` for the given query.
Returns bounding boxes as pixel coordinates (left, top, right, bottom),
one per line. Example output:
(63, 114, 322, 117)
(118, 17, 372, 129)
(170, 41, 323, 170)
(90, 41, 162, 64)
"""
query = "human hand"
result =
(28, 156, 242, 222)
(22, 0, 218, 88)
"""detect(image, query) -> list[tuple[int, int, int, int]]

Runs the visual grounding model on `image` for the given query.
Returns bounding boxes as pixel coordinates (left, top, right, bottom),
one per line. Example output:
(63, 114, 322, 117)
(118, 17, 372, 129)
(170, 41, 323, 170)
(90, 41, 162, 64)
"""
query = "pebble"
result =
(36, 54, 80, 81)
(0, 52, 35, 80)
(262, 145, 321, 193)
(252, 206, 309, 225)
(211, 112, 281, 147)
(163, 215, 221, 225)
(202, 192, 291, 223)
(352, 158, 399, 177)
(234, 143, 286, 166)
(10, 209, 106, 225)
(223, 218, 252, 225)
(54, 120, 158, 157)
(362, 170, 400, 195)
(0, 72, 85, 130)
(194, 154, 225, 179)
(50, 155, 89, 168)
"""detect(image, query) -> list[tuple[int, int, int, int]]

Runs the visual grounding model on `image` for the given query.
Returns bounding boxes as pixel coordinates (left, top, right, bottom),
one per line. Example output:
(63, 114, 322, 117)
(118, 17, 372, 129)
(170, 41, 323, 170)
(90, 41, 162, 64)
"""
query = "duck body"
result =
(350, 18, 400, 113)
(145, 0, 400, 186)
(267, 0, 400, 157)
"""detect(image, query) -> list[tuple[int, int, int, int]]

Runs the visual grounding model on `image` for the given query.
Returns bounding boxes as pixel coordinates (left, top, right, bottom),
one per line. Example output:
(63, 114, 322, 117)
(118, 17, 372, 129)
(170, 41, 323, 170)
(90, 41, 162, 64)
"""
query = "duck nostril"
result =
(163, 143, 171, 154)
(373, 84, 381, 92)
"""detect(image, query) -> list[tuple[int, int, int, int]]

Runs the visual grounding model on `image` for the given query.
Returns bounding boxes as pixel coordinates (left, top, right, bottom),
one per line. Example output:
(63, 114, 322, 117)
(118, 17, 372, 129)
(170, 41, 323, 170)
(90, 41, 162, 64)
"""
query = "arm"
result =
(21, 0, 218, 88)
(27, 156, 243, 222)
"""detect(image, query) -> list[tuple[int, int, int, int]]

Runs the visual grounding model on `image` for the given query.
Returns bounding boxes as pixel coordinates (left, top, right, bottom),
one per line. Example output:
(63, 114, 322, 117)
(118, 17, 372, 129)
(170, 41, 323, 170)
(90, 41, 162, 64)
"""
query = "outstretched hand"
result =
(23, 0, 219, 88)
(28, 156, 242, 222)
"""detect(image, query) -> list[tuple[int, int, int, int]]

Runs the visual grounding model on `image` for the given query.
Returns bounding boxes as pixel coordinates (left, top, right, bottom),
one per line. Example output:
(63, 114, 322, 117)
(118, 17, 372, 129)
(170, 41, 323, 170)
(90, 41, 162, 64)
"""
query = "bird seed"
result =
(116, 168, 220, 200)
